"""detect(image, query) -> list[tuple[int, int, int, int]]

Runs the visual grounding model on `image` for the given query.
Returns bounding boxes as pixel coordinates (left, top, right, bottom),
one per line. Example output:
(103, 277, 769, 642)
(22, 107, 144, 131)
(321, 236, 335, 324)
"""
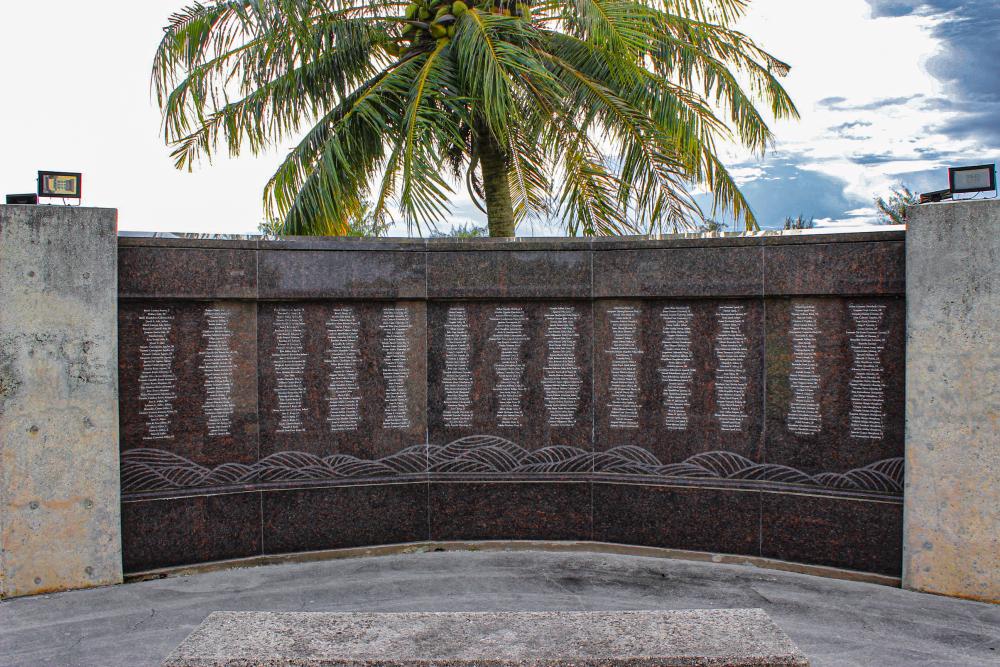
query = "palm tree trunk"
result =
(477, 128, 516, 237)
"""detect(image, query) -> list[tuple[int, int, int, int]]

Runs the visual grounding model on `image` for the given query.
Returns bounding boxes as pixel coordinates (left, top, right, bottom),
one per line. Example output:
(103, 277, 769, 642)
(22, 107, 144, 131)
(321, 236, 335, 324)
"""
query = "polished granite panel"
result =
(427, 301, 593, 454)
(257, 301, 427, 463)
(593, 299, 765, 464)
(592, 246, 762, 298)
(118, 301, 259, 475)
(428, 482, 591, 541)
(121, 493, 261, 572)
(118, 246, 257, 299)
(760, 492, 903, 576)
(261, 483, 428, 554)
(258, 250, 426, 299)
(764, 297, 905, 475)
(763, 241, 905, 296)
(592, 483, 761, 556)
(113, 235, 908, 577)
(426, 250, 591, 298)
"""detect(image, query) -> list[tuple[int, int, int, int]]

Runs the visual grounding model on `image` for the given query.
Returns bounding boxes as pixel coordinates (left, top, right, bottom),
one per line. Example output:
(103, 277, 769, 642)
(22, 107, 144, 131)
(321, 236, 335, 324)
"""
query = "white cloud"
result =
(721, 1, 965, 206)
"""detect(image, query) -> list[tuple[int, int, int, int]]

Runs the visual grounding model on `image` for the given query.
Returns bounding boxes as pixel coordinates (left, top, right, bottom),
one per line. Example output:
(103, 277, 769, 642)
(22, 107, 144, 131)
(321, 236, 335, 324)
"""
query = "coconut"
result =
(430, 22, 448, 38)
(447, 24, 456, 36)
(452, 0, 468, 14)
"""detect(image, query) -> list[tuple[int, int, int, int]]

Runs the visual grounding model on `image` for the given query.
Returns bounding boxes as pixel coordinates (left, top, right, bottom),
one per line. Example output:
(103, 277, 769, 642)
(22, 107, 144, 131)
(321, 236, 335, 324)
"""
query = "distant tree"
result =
(782, 214, 815, 230)
(698, 219, 728, 233)
(258, 217, 285, 238)
(874, 186, 919, 225)
(430, 222, 488, 238)
(259, 200, 388, 237)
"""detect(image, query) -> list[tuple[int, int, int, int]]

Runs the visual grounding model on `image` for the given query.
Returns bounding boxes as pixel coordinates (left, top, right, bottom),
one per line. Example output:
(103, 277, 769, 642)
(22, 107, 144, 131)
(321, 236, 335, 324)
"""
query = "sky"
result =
(0, 0, 996, 235)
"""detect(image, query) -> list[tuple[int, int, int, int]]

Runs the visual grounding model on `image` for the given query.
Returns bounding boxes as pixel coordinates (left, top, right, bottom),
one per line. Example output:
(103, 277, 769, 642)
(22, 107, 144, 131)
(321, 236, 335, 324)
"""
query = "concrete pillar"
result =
(904, 199, 999, 603)
(0, 205, 122, 598)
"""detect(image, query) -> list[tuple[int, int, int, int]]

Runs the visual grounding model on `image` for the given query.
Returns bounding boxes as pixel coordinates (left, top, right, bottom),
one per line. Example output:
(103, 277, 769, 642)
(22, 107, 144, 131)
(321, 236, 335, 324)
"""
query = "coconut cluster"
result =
(400, 0, 465, 44)
(398, 0, 529, 49)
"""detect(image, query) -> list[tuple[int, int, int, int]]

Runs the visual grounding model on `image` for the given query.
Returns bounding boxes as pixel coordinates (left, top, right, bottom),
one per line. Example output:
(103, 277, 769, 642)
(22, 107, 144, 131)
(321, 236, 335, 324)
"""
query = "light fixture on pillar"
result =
(920, 163, 996, 204)
(37, 171, 82, 201)
(5, 193, 39, 205)
(948, 164, 996, 195)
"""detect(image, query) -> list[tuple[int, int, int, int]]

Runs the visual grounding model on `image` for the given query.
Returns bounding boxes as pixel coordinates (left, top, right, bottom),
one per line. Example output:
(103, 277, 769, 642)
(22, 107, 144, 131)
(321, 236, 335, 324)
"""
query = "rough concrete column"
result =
(0, 205, 122, 598)
(904, 199, 999, 603)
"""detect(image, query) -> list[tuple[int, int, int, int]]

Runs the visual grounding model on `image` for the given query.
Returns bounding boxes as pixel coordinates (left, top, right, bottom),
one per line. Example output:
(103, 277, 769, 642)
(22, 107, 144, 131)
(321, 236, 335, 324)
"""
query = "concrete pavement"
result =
(1, 549, 997, 666)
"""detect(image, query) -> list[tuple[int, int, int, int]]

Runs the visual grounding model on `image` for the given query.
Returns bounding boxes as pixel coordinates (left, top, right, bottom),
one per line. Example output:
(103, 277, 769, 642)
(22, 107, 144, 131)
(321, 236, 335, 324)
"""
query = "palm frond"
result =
(155, 0, 795, 236)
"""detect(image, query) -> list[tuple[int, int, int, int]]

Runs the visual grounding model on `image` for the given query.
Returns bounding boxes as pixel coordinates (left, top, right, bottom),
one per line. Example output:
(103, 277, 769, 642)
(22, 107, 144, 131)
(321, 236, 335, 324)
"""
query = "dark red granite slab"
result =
(760, 492, 903, 576)
(119, 246, 257, 299)
(593, 299, 765, 465)
(593, 483, 761, 556)
(121, 493, 261, 572)
(257, 301, 426, 465)
(763, 241, 905, 296)
(258, 250, 426, 299)
(592, 246, 762, 298)
(426, 301, 593, 456)
(426, 251, 591, 298)
(113, 234, 908, 578)
(764, 297, 905, 476)
(262, 483, 429, 554)
(428, 482, 591, 541)
(118, 301, 259, 492)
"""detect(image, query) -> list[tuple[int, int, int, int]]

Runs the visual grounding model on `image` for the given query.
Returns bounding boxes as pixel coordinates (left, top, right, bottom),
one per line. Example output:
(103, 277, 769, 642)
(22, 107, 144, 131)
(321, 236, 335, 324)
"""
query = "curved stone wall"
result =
(117, 232, 905, 576)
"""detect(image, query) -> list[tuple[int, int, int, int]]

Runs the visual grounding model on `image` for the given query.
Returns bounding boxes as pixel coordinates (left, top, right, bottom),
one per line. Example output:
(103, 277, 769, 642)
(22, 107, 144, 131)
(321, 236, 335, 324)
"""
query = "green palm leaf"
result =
(154, 0, 797, 235)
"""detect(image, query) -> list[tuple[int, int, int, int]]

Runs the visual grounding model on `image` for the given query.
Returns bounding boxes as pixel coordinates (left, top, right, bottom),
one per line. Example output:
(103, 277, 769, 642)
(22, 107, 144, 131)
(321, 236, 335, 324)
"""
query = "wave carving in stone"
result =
(122, 435, 903, 496)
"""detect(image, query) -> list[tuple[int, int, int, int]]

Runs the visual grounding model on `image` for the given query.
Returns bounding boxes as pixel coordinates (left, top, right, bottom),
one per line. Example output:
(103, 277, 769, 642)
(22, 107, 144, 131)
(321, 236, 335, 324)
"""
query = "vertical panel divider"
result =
(255, 240, 265, 556)
(589, 240, 596, 542)
(424, 242, 432, 541)
(758, 238, 766, 557)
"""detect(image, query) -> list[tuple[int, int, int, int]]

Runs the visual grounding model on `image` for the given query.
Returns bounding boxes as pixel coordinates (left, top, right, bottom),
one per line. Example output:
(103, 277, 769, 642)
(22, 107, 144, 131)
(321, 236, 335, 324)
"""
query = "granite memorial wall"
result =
(117, 232, 905, 576)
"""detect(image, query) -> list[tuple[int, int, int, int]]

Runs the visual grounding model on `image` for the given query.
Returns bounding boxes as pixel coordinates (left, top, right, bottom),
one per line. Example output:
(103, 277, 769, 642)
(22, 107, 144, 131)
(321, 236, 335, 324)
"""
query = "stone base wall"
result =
(7, 201, 999, 602)
(0, 205, 122, 598)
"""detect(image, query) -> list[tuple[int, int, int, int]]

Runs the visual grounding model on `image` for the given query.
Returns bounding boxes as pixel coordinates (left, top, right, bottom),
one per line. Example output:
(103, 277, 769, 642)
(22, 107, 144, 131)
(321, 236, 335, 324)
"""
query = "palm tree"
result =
(154, 0, 796, 237)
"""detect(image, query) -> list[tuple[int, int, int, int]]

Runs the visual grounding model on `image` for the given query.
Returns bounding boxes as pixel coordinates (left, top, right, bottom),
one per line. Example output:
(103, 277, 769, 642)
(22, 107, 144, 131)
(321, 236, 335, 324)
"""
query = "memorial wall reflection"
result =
(118, 234, 906, 576)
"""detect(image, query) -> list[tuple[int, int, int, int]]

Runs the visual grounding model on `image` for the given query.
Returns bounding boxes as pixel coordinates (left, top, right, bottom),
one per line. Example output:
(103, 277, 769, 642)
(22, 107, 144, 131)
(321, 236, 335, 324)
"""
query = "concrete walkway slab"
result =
(161, 609, 808, 667)
(0, 550, 997, 667)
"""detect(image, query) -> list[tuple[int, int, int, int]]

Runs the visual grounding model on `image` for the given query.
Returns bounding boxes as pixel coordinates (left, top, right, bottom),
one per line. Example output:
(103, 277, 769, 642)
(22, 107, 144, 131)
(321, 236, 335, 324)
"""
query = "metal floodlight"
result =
(948, 164, 996, 195)
(37, 170, 82, 199)
(6, 193, 39, 205)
